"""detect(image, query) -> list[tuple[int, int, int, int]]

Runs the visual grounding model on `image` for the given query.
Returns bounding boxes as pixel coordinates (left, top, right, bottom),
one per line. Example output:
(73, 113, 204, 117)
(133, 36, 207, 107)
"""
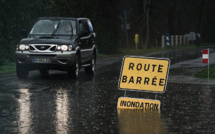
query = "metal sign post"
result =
(208, 48, 210, 81)
(202, 49, 209, 80)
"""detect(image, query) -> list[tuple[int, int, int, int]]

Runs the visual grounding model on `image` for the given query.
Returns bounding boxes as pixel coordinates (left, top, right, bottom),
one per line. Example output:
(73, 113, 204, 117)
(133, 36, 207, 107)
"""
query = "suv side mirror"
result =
(20, 29, 28, 37)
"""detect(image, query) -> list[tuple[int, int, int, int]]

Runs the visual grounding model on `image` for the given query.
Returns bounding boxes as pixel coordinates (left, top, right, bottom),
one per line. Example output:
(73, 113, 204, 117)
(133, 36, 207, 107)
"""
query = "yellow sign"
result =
(117, 97, 160, 110)
(119, 56, 170, 93)
(135, 34, 139, 44)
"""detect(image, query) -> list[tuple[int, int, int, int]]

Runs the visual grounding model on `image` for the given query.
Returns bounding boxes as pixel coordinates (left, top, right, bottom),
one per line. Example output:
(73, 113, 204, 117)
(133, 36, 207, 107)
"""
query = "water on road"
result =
(1, 47, 215, 134)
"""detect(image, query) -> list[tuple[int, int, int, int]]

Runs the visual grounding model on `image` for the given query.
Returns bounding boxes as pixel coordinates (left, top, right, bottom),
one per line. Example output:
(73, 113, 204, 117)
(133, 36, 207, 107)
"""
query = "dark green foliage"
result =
(196, 64, 215, 79)
(0, 0, 122, 65)
(0, 0, 53, 65)
(54, 0, 121, 54)
(1, 0, 215, 65)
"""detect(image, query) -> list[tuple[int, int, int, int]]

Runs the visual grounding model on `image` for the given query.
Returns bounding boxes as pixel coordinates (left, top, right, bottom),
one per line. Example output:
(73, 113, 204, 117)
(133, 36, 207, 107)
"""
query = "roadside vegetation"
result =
(0, 61, 15, 74)
(196, 64, 215, 79)
(120, 45, 195, 55)
(1, 44, 210, 75)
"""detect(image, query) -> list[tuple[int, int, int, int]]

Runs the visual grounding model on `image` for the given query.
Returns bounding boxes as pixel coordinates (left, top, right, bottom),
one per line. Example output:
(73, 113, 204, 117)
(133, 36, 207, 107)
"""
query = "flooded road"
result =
(1, 47, 215, 133)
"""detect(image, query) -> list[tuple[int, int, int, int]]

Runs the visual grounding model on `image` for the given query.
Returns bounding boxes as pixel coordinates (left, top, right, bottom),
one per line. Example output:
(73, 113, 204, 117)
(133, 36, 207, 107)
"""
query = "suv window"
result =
(30, 19, 77, 36)
(79, 20, 90, 34)
(30, 20, 58, 34)
(55, 20, 77, 35)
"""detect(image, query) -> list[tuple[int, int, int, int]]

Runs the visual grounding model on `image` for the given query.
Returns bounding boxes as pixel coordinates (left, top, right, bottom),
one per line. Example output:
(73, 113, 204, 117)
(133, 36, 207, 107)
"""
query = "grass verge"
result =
(0, 62, 16, 75)
(195, 64, 215, 79)
(98, 53, 109, 58)
(119, 44, 197, 55)
(0, 43, 213, 75)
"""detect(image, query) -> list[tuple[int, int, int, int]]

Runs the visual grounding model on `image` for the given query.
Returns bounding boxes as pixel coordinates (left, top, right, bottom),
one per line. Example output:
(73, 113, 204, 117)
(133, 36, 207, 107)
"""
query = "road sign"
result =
(202, 49, 210, 80)
(165, 33, 170, 46)
(118, 56, 170, 93)
(135, 34, 139, 44)
(202, 49, 209, 63)
(135, 34, 139, 49)
(117, 97, 160, 110)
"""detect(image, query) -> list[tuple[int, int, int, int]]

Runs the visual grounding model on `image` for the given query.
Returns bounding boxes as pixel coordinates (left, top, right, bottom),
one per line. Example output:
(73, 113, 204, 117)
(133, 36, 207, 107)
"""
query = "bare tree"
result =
(143, 0, 151, 49)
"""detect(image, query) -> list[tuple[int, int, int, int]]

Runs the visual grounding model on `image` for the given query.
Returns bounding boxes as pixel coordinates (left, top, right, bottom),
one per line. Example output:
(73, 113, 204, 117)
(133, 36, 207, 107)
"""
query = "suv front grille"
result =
(29, 44, 57, 52)
(35, 45, 50, 50)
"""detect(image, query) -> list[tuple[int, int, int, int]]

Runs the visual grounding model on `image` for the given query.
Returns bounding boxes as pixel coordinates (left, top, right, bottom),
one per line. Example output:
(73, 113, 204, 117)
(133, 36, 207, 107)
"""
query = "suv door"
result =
(79, 19, 92, 63)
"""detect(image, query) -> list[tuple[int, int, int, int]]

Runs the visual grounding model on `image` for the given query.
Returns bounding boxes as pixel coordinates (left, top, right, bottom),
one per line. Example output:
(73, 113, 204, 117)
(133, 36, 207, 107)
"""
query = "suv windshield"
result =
(30, 19, 77, 36)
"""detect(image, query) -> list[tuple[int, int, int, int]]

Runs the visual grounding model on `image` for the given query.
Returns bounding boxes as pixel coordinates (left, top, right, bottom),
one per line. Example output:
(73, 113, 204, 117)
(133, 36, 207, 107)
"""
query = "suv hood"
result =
(19, 36, 78, 45)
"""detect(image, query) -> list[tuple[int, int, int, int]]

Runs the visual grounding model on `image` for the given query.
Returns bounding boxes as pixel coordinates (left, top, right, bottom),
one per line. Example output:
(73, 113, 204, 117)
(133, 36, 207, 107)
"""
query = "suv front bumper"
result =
(15, 51, 76, 71)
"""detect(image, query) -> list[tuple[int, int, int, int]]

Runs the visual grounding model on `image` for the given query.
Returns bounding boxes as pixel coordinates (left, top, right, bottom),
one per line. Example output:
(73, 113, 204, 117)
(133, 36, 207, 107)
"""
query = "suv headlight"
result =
(17, 44, 29, 51)
(61, 45, 68, 51)
(57, 45, 72, 51)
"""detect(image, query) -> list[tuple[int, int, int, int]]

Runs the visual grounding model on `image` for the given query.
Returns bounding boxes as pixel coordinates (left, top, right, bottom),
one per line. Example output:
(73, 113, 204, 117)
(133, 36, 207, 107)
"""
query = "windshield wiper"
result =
(51, 21, 61, 36)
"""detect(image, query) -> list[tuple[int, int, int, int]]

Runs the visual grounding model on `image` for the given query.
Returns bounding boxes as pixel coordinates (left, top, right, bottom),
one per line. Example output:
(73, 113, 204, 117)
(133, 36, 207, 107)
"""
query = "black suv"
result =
(15, 17, 97, 79)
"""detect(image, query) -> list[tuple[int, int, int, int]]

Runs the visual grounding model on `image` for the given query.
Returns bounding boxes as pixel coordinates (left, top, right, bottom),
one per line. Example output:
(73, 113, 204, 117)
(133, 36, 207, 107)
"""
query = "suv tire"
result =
(85, 54, 96, 75)
(68, 55, 80, 79)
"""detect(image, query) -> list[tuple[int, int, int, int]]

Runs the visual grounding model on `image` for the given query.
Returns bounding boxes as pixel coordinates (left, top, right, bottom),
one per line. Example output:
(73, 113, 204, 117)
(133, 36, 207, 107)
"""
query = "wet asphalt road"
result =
(1, 47, 215, 134)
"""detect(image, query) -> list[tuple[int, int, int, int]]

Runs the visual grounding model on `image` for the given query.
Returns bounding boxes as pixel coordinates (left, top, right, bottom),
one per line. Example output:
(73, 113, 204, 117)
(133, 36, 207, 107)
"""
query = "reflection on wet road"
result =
(118, 109, 167, 134)
(1, 48, 215, 133)
(18, 89, 31, 134)
(56, 90, 69, 134)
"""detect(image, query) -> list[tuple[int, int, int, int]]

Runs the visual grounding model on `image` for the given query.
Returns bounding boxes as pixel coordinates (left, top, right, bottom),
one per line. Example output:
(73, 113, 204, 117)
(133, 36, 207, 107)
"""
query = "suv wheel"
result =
(85, 54, 96, 75)
(16, 64, 29, 79)
(68, 55, 80, 79)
